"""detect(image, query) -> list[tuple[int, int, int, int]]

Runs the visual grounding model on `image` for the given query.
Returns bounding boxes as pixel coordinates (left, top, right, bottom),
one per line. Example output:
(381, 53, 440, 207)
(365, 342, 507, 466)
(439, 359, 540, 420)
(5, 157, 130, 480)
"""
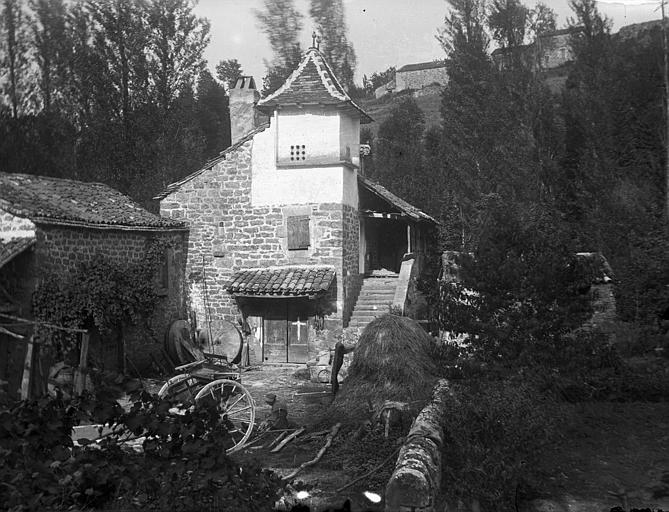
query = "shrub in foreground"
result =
(440, 380, 559, 511)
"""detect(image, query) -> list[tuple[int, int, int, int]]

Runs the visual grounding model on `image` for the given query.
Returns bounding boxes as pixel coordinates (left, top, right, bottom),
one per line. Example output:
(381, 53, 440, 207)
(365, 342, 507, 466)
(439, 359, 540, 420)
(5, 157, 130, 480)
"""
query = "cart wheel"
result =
(194, 379, 255, 454)
(317, 368, 331, 383)
(157, 374, 200, 403)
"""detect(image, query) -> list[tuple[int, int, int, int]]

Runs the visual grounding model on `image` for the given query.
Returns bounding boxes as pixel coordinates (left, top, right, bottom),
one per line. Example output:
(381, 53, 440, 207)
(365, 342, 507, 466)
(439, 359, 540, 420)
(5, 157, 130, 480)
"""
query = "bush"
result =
(436, 198, 593, 368)
(440, 380, 560, 511)
(0, 390, 283, 511)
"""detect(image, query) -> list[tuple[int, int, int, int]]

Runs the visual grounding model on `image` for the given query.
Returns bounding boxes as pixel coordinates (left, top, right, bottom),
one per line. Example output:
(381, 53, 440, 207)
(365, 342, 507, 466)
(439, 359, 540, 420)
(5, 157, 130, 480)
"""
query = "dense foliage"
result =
(440, 380, 558, 511)
(362, 0, 669, 340)
(0, 389, 282, 511)
(0, 0, 229, 207)
(32, 240, 172, 355)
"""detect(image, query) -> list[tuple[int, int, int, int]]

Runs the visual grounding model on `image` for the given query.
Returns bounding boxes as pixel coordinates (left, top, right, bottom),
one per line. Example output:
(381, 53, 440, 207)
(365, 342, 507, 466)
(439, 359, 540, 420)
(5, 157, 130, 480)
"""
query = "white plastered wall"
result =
(251, 113, 359, 209)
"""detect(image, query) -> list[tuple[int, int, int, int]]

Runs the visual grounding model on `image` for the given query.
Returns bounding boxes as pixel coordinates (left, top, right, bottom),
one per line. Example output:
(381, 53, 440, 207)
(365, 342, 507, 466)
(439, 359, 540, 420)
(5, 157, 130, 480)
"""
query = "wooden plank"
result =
(73, 333, 89, 395)
(20, 336, 34, 400)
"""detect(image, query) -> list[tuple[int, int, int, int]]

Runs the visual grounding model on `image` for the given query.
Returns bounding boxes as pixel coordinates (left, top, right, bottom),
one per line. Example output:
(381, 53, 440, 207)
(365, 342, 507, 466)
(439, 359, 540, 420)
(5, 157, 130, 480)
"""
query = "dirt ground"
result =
(235, 364, 388, 512)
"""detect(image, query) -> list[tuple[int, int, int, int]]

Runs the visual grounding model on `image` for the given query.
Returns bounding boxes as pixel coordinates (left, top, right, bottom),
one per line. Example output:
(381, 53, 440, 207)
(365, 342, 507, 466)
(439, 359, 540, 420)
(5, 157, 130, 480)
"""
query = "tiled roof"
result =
(0, 173, 185, 230)
(226, 265, 335, 297)
(358, 175, 438, 225)
(155, 123, 270, 200)
(397, 61, 447, 73)
(0, 236, 35, 269)
(257, 47, 372, 124)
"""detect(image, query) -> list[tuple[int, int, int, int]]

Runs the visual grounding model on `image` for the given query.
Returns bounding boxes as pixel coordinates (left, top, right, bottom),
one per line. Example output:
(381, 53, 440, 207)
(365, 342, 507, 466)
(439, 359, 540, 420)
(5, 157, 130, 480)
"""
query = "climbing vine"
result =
(32, 239, 174, 354)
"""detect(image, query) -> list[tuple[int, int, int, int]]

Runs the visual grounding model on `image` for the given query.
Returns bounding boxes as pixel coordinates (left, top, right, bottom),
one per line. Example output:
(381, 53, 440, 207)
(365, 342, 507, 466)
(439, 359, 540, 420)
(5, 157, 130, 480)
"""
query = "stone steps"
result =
(347, 272, 399, 330)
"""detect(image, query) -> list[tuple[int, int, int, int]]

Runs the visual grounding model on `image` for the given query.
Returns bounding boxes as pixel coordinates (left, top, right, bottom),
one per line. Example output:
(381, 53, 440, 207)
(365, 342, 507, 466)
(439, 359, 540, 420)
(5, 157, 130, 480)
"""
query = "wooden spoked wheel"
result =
(194, 379, 255, 454)
(157, 374, 201, 403)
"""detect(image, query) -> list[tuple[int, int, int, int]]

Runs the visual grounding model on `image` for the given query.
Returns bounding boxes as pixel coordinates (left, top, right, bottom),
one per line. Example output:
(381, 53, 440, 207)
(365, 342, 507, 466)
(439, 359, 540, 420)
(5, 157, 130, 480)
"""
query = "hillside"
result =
(357, 86, 444, 137)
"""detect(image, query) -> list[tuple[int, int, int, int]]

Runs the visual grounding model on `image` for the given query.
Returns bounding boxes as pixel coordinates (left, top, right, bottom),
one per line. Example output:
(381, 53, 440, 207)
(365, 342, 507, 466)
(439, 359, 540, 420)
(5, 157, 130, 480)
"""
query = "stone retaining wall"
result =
(386, 379, 450, 512)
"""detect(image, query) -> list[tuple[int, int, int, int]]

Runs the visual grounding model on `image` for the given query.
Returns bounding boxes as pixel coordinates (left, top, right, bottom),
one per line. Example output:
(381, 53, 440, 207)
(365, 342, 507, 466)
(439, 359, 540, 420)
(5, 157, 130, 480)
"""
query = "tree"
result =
(488, 0, 529, 49)
(88, 0, 150, 128)
(438, 0, 546, 248)
(0, 0, 34, 118)
(31, 0, 70, 113)
(309, 0, 356, 90)
(528, 2, 556, 39)
(215, 58, 242, 90)
(254, 0, 304, 96)
(196, 69, 230, 157)
(374, 98, 426, 208)
(146, 0, 210, 113)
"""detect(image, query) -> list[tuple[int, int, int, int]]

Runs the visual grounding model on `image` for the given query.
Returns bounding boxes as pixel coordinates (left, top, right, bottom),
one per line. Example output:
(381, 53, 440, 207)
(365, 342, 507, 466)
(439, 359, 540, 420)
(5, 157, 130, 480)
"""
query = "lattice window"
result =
(287, 215, 310, 250)
(289, 144, 306, 162)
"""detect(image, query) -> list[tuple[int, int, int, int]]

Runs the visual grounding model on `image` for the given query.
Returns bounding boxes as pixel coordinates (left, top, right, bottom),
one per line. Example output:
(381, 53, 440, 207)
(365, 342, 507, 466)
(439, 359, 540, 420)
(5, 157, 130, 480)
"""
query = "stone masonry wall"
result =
(34, 225, 188, 371)
(396, 66, 449, 91)
(160, 138, 349, 333)
(342, 203, 362, 326)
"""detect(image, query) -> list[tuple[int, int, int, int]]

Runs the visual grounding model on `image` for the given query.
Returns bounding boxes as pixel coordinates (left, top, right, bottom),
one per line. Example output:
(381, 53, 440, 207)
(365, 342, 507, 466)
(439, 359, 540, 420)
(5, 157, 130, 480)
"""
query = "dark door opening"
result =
(365, 218, 408, 274)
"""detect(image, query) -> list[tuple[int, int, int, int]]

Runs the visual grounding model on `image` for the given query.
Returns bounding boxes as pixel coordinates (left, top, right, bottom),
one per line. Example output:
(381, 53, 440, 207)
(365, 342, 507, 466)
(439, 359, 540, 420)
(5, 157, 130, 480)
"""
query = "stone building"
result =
(158, 46, 437, 365)
(0, 173, 188, 396)
(375, 61, 448, 98)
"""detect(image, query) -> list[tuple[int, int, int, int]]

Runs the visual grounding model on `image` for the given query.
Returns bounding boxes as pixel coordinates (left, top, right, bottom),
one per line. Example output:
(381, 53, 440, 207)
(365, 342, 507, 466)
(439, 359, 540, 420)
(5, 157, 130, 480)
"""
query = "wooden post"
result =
(74, 333, 89, 394)
(406, 224, 410, 253)
(20, 336, 34, 400)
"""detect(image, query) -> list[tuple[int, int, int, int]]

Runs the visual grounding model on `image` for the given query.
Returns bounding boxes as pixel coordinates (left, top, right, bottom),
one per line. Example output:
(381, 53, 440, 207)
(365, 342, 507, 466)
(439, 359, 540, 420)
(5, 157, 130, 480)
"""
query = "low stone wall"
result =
(385, 379, 450, 512)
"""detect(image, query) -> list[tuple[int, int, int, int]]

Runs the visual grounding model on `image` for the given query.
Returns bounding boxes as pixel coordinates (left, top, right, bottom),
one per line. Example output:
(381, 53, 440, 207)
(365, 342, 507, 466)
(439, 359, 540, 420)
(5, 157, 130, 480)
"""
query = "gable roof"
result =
(226, 265, 336, 297)
(0, 172, 185, 230)
(154, 123, 270, 200)
(397, 61, 447, 73)
(358, 175, 438, 224)
(257, 47, 372, 124)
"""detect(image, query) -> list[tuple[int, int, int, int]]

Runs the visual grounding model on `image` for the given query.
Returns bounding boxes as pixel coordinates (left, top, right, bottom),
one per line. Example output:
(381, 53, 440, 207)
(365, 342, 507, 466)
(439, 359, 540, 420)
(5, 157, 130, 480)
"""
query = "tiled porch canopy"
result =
(226, 265, 335, 298)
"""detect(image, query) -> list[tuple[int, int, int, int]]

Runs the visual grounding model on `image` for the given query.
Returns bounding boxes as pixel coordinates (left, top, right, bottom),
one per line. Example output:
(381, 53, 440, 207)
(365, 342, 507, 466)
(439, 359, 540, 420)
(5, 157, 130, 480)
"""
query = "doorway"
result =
(263, 299, 313, 363)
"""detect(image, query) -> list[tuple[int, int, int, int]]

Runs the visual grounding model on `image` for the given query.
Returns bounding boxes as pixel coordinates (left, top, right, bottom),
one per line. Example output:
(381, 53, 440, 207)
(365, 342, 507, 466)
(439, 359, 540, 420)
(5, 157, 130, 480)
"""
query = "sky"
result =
(194, 0, 663, 84)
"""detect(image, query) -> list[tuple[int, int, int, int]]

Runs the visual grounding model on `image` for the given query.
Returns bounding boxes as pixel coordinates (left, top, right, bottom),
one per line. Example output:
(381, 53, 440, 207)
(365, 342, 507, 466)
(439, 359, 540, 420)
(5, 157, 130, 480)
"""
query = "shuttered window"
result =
(287, 216, 310, 250)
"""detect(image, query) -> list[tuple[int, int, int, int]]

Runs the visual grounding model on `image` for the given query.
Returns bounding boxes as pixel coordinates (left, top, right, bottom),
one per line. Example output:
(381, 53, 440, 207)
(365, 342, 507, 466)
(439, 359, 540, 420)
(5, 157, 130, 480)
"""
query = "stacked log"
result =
(385, 379, 451, 512)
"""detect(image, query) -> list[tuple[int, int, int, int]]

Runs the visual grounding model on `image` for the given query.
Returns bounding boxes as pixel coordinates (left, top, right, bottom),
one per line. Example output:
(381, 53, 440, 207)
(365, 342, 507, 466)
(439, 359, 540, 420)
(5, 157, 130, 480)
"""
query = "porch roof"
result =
(226, 265, 335, 298)
(358, 176, 438, 225)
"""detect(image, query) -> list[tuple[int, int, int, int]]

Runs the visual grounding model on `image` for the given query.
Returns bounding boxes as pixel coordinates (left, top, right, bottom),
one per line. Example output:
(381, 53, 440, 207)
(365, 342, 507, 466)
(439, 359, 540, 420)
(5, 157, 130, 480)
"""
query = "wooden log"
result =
(385, 379, 451, 512)
(282, 422, 341, 482)
(270, 426, 305, 453)
(267, 431, 288, 449)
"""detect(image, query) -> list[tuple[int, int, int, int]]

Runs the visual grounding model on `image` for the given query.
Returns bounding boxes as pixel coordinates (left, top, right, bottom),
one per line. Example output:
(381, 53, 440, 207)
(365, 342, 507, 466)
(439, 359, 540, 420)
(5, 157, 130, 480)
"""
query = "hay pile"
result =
(329, 314, 441, 421)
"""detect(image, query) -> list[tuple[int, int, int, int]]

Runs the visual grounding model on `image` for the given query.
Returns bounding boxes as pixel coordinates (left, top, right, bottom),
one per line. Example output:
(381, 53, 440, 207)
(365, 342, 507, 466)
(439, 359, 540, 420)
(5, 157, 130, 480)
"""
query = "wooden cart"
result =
(157, 356, 256, 454)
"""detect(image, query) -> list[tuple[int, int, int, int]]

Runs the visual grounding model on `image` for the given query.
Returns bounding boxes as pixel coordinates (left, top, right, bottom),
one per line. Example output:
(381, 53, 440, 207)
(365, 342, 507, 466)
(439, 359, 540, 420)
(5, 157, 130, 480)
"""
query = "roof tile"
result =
(0, 173, 184, 230)
(226, 265, 335, 297)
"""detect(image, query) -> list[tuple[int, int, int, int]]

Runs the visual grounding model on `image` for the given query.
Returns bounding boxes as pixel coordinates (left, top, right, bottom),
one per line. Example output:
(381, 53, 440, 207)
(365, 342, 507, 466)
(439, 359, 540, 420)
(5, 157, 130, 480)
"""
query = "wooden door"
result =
(287, 303, 309, 363)
(263, 304, 288, 363)
(262, 300, 311, 363)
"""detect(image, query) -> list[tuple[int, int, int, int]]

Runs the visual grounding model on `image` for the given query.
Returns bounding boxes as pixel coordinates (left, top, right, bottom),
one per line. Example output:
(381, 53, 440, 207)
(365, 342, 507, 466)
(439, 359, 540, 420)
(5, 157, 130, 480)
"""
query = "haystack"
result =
(329, 314, 441, 422)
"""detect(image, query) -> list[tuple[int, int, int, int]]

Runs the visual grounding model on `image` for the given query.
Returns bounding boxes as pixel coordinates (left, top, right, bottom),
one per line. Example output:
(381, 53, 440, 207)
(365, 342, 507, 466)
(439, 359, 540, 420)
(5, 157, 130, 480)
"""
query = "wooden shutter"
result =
(287, 216, 310, 250)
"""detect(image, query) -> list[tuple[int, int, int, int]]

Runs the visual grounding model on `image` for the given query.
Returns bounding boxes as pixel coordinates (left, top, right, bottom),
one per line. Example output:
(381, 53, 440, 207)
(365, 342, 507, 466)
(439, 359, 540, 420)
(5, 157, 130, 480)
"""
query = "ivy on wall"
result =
(32, 239, 174, 354)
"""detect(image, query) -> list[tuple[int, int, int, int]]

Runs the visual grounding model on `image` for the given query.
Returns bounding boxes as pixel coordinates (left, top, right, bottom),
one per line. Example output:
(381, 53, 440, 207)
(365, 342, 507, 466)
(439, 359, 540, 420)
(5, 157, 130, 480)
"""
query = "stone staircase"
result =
(347, 270, 399, 330)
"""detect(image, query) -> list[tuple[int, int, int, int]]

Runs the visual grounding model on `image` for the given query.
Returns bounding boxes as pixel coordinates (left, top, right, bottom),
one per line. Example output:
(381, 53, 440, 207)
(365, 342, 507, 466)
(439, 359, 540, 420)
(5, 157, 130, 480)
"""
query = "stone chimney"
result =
(229, 76, 261, 144)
